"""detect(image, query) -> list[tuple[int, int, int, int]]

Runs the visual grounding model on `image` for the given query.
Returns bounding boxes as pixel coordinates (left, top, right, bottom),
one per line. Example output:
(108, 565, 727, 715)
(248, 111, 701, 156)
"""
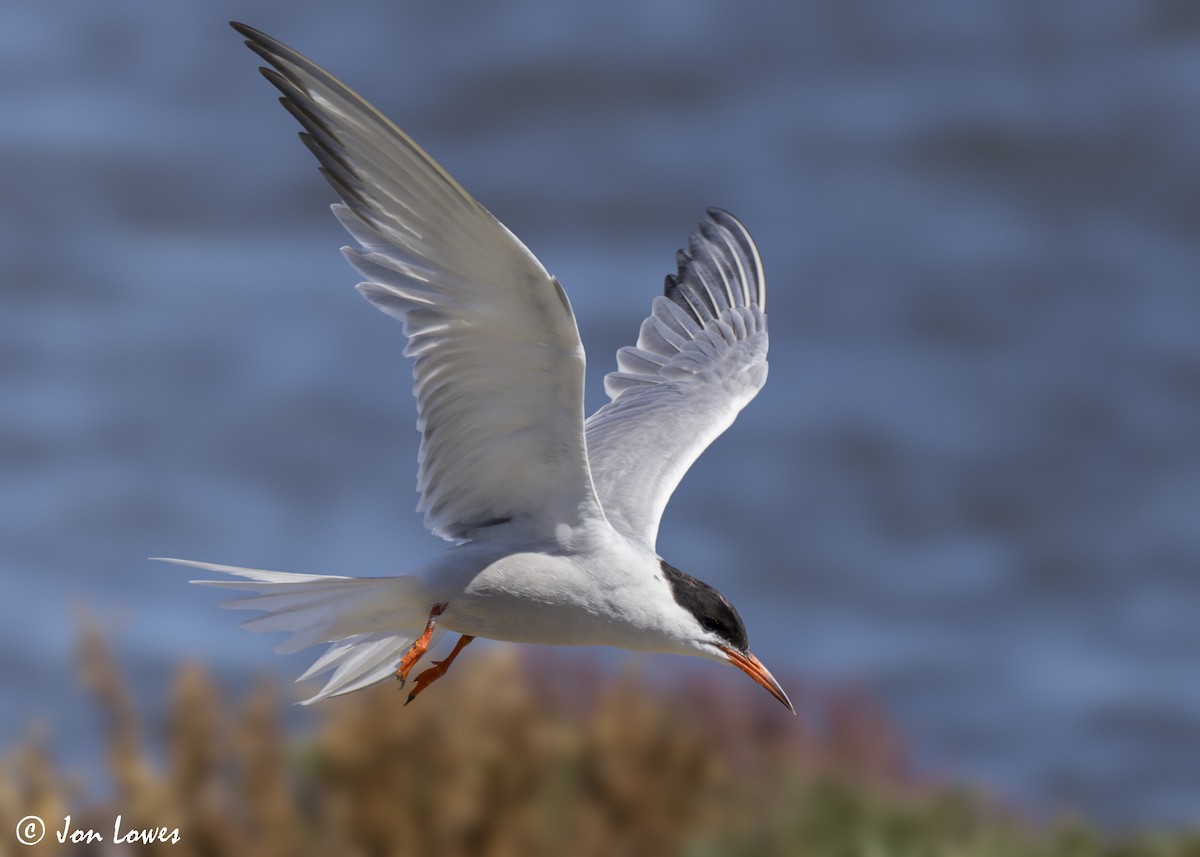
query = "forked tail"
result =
(157, 558, 438, 704)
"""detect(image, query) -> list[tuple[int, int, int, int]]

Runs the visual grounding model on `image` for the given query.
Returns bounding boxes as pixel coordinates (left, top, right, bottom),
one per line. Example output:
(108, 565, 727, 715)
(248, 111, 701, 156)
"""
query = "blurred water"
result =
(3, 0, 1199, 829)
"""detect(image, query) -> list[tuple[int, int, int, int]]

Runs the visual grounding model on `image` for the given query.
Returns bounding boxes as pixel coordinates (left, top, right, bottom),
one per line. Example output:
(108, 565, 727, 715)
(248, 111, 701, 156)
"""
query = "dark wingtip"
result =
(701, 207, 748, 238)
(229, 21, 258, 40)
(230, 22, 290, 70)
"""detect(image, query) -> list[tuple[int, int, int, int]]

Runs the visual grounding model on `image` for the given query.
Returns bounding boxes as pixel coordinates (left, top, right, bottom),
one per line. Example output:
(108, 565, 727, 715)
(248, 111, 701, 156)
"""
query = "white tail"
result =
(157, 558, 437, 704)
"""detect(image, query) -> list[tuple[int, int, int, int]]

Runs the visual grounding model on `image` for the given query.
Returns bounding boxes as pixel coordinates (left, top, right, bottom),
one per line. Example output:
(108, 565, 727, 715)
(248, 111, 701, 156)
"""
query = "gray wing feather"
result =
(234, 23, 602, 542)
(585, 209, 768, 549)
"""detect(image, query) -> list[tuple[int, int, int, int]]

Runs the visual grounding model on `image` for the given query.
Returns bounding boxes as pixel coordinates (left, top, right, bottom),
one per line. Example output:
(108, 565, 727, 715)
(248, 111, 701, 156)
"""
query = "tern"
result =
(160, 22, 792, 712)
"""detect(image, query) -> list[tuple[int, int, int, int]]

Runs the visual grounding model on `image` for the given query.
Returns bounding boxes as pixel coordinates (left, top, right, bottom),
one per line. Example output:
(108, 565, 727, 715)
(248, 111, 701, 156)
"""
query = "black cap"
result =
(659, 559, 748, 653)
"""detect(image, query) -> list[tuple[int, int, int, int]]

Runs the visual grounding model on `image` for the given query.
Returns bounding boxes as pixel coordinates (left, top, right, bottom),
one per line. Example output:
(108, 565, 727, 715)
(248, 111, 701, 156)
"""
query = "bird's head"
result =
(659, 560, 794, 713)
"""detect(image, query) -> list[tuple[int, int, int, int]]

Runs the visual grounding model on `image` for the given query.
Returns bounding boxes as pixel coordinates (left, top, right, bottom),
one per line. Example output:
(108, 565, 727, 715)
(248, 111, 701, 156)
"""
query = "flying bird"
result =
(160, 22, 791, 712)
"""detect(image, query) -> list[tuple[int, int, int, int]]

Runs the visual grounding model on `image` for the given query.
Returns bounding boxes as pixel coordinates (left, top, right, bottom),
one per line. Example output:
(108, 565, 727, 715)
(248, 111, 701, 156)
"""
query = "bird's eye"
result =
(700, 616, 718, 632)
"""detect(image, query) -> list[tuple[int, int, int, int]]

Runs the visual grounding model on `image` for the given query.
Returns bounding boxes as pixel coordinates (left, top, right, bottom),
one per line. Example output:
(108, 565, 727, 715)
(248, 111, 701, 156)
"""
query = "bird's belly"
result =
(434, 550, 640, 648)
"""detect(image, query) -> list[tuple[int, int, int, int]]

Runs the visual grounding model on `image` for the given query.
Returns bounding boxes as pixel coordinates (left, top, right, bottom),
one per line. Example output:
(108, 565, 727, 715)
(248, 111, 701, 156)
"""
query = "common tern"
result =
(160, 22, 792, 712)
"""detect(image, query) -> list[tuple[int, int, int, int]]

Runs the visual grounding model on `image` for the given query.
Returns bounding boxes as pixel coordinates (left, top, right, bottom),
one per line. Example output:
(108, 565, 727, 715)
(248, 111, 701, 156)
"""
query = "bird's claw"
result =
(401, 634, 474, 706)
(403, 669, 438, 706)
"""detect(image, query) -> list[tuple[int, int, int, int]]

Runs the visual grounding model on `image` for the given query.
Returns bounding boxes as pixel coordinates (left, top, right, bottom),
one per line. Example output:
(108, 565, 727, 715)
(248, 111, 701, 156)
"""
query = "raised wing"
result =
(584, 209, 768, 549)
(233, 23, 602, 542)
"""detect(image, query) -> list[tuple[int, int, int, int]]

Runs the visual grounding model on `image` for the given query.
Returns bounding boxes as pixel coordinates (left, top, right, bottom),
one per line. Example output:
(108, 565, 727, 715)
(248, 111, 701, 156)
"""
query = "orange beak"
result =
(720, 646, 794, 713)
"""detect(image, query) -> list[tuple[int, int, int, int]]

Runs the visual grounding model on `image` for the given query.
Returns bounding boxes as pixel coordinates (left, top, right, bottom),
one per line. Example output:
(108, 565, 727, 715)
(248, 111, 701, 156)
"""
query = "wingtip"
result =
(703, 206, 736, 224)
(229, 21, 257, 41)
(700, 207, 748, 240)
(694, 207, 765, 311)
(659, 208, 763, 318)
(230, 22, 293, 73)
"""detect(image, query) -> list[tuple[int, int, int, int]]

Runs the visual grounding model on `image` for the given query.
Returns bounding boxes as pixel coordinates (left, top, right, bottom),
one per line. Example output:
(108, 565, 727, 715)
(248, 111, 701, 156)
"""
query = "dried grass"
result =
(1, 621, 1195, 856)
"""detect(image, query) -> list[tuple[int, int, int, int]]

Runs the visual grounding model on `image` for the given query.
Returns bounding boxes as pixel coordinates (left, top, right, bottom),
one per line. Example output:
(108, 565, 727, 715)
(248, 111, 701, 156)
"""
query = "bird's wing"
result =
(234, 23, 602, 542)
(584, 209, 768, 550)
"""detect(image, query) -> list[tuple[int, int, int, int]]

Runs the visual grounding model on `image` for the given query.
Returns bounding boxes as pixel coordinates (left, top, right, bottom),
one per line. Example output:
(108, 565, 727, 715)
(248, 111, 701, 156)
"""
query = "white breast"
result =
(429, 537, 686, 652)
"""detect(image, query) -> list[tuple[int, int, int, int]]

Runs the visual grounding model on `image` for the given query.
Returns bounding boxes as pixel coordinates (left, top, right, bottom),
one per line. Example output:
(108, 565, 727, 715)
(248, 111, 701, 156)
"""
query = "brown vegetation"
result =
(1, 622, 1194, 856)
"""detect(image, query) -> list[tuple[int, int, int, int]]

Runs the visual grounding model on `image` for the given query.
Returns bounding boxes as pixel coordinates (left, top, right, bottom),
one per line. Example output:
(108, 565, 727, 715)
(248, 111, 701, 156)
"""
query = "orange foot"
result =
(395, 604, 445, 687)
(405, 635, 475, 706)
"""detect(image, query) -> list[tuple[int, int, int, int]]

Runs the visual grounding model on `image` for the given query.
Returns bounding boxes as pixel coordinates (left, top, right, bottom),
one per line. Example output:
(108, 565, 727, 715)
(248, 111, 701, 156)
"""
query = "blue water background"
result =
(2, 0, 1199, 828)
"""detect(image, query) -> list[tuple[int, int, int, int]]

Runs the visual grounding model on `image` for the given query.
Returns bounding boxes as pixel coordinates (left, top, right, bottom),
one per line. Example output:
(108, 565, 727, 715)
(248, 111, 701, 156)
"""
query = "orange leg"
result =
(395, 604, 445, 687)
(405, 634, 475, 705)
